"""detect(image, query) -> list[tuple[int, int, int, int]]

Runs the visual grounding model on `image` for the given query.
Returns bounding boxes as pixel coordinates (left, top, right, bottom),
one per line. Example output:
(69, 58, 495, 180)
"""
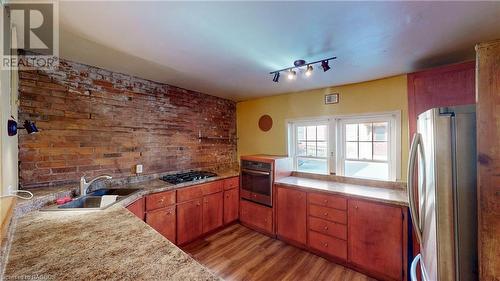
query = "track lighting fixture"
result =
(321, 60, 331, 72)
(270, 56, 335, 83)
(7, 120, 39, 136)
(305, 65, 313, 77)
(273, 72, 280, 83)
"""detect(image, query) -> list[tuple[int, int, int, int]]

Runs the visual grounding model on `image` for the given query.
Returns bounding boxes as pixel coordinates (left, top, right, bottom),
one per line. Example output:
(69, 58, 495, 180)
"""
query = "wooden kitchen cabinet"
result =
(126, 198, 145, 220)
(223, 176, 239, 190)
(240, 200, 273, 235)
(223, 188, 239, 224)
(408, 61, 475, 136)
(146, 206, 176, 242)
(276, 186, 307, 245)
(202, 192, 223, 233)
(146, 190, 176, 211)
(348, 199, 404, 281)
(177, 198, 203, 245)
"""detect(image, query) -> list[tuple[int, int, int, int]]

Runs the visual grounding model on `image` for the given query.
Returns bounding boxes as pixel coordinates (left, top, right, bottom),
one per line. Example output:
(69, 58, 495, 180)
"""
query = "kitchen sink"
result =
(88, 188, 142, 197)
(42, 188, 142, 211)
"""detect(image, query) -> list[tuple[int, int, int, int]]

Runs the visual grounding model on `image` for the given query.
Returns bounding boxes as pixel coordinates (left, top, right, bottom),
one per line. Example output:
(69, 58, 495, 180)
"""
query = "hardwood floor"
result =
(182, 224, 376, 281)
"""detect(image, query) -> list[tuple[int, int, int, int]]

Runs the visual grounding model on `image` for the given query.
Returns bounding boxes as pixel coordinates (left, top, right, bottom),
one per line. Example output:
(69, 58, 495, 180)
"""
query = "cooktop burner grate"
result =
(160, 171, 218, 184)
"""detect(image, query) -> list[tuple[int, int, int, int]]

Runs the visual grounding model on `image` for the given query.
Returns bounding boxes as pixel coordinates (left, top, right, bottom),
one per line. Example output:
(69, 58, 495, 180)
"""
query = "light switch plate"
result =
(136, 164, 143, 174)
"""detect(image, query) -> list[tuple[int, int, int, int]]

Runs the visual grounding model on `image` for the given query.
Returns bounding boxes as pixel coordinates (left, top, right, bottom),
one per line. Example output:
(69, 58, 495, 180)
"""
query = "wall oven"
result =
(240, 160, 273, 207)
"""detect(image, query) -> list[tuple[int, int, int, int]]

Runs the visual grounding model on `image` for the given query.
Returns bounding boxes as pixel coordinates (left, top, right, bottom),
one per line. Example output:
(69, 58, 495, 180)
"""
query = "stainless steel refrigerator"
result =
(408, 105, 478, 281)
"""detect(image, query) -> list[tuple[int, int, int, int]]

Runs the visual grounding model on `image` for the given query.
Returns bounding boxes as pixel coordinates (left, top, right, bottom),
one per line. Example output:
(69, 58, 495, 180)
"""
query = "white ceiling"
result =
(59, 1, 500, 101)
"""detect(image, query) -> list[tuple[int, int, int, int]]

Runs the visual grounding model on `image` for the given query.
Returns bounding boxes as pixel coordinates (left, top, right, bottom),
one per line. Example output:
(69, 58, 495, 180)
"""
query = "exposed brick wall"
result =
(18, 58, 237, 188)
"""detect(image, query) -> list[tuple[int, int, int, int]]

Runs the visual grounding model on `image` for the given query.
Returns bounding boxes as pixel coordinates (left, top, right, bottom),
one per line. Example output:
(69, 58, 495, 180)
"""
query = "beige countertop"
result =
(275, 176, 408, 207)
(3, 171, 239, 281)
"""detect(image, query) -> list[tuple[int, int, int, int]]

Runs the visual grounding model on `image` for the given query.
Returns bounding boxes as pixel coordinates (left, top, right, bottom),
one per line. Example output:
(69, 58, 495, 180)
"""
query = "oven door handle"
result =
(241, 169, 271, 176)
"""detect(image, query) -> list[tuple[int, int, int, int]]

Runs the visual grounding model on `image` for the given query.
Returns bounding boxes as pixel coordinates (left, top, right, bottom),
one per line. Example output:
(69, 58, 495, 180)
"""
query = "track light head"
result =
(321, 60, 331, 72)
(305, 65, 313, 77)
(272, 72, 280, 83)
(287, 70, 296, 80)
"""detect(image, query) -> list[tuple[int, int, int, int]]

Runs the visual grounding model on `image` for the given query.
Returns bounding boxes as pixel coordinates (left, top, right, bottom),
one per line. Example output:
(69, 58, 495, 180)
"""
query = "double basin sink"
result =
(43, 188, 142, 211)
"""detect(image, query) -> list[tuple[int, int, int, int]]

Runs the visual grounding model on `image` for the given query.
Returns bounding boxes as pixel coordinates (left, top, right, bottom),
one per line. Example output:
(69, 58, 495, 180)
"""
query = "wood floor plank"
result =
(182, 224, 376, 281)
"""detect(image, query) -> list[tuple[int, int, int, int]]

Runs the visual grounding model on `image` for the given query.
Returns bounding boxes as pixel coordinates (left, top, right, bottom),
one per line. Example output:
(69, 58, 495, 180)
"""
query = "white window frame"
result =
(287, 117, 334, 175)
(286, 111, 401, 181)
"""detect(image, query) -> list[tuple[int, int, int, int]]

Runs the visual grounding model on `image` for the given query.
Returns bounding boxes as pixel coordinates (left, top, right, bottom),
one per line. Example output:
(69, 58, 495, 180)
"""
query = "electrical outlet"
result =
(135, 164, 143, 174)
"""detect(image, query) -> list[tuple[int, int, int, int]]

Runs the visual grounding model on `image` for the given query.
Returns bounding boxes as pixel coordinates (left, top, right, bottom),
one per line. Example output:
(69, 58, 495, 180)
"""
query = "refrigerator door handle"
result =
(408, 133, 424, 243)
(410, 254, 423, 281)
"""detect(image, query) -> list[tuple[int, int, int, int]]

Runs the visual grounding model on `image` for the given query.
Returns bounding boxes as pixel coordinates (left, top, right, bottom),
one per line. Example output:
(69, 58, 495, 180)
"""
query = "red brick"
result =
(18, 55, 237, 188)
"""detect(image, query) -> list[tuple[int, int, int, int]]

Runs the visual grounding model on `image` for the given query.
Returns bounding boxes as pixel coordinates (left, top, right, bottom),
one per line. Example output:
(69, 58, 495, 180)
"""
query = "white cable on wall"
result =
(0, 190, 33, 200)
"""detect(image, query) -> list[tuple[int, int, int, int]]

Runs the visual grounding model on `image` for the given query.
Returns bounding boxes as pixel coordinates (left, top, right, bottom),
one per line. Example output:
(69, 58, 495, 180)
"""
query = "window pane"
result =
(359, 123, 372, 141)
(297, 126, 306, 140)
(373, 142, 388, 161)
(373, 122, 388, 141)
(317, 125, 327, 141)
(346, 124, 357, 141)
(306, 141, 316, 157)
(344, 160, 388, 180)
(346, 142, 358, 159)
(359, 142, 372, 160)
(307, 126, 317, 141)
(317, 141, 327, 157)
(297, 141, 306, 156)
(297, 158, 328, 174)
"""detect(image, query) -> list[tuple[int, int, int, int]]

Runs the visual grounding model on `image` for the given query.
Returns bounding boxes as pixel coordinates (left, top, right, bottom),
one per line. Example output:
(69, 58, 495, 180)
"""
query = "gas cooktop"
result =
(160, 171, 218, 184)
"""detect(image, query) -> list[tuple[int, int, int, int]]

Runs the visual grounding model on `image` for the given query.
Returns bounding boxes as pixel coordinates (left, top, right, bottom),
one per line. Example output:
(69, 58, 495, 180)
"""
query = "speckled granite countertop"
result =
(275, 176, 408, 207)
(3, 171, 239, 281)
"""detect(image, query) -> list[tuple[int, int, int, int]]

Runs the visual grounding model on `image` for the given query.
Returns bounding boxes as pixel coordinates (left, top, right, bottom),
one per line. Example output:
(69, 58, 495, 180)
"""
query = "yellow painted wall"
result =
(237, 75, 409, 181)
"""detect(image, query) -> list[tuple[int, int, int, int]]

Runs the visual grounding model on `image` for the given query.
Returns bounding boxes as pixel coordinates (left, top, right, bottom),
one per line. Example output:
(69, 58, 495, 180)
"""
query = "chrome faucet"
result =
(80, 175, 112, 196)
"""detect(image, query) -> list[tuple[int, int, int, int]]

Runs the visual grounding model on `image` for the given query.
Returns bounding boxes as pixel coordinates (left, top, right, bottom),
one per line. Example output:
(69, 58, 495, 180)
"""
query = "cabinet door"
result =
(276, 187, 306, 245)
(223, 188, 239, 224)
(348, 199, 404, 281)
(177, 199, 203, 245)
(408, 61, 475, 136)
(240, 200, 273, 235)
(126, 198, 145, 220)
(202, 192, 223, 233)
(146, 206, 176, 242)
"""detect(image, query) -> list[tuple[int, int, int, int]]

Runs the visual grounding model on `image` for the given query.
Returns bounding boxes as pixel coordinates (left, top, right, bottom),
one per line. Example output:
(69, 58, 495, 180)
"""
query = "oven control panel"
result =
(241, 160, 272, 172)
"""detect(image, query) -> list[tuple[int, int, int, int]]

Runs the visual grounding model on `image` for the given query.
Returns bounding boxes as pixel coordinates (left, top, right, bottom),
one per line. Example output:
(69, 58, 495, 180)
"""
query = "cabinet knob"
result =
(323, 242, 328, 247)
(323, 212, 328, 216)
(354, 206, 359, 210)
(159, 198, 165, 204)
(324, 226, 328, 230)
(324, 199, 328, 203)
(226, 194, 230, 198)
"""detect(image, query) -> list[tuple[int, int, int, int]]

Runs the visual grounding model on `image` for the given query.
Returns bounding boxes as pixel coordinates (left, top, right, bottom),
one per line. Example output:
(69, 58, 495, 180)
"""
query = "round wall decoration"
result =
(258, 115, 273, 132)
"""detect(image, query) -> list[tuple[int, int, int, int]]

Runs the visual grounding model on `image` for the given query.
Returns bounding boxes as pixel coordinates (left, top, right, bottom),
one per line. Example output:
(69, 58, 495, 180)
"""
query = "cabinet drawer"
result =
(201, 181, 223, 195)
(309, 204, 347, 224)
(308, 192, 347, 210)
(240, 200, 273, 234)
(145, 191, 176, 211)
(177, 186, 203, 203)
(309, 231, 347, 260)
(308, 216, 347, 240)
(223, 176, 239, 190)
